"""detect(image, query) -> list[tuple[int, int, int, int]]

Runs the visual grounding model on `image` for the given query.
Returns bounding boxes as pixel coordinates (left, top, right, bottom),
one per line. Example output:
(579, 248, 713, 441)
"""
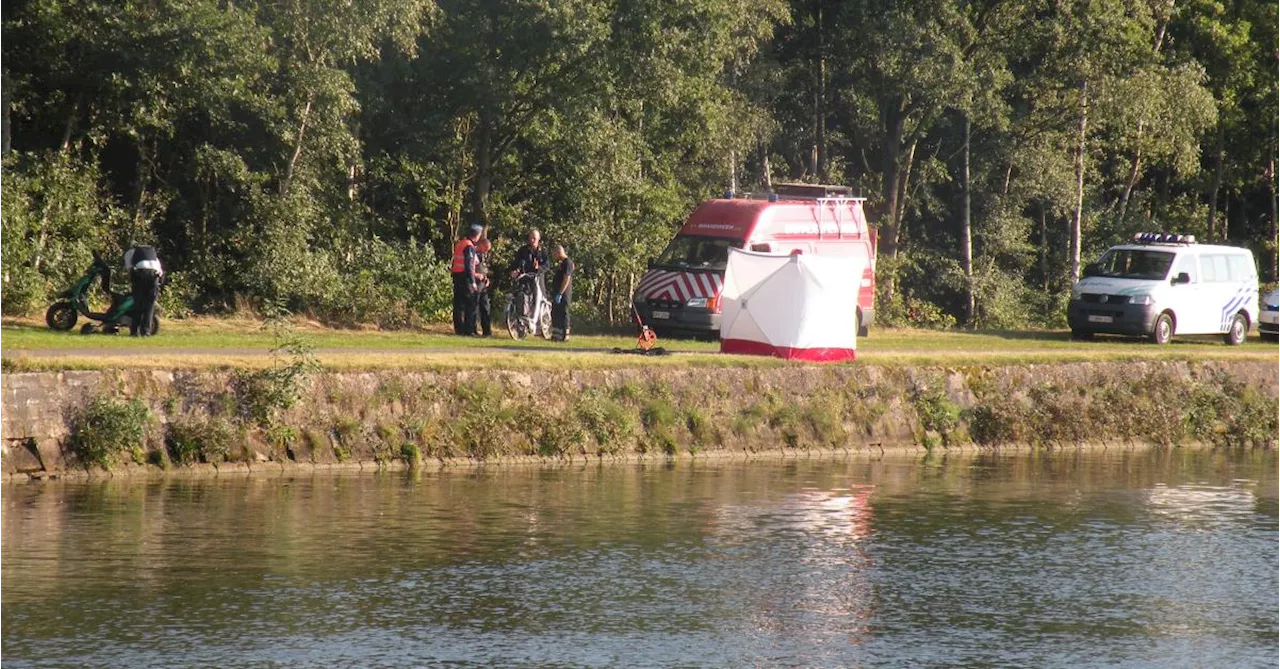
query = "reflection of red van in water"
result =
(633, 183, 877, 337)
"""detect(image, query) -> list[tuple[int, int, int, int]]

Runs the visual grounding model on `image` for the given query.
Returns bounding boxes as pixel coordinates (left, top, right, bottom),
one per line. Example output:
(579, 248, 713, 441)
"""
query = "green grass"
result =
(0, 316, 719, 353)
(1, 315, 1275, 372)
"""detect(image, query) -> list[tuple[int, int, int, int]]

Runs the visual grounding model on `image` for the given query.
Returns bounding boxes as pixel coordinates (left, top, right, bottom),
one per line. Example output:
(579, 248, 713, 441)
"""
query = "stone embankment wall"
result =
(2, 361, 1276, 481)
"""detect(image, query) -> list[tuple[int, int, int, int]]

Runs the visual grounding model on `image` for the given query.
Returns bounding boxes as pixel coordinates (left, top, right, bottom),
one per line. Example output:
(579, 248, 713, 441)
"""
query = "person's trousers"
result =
(477, 290, 491, 336)
(452, 274, 477, 335)
(129, 269, 160, 336)
(551, 295, 571, 341)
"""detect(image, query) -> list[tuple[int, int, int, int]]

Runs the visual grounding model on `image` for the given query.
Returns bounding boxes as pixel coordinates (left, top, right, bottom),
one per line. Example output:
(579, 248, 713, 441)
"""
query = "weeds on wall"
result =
(910, 382, 962, 448)
(69, 395, 152, 469)
(167, 414, 240, 465)
(577, 389, 637, 455)
(234, 307, 321, 425)
(641, 397, 679, 455)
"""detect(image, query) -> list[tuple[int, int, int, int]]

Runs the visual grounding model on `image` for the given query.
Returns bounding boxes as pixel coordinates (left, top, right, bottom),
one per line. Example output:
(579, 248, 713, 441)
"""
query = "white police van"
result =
(1067, 233, 1258, 345)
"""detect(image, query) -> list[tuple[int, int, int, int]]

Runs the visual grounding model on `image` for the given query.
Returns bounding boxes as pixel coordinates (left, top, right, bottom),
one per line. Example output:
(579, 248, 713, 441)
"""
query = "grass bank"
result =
(2, 316, 1276, 372)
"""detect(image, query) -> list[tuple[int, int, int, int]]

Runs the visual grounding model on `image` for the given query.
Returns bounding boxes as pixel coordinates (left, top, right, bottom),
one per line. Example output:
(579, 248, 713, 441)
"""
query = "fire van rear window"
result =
(655, 236, 742, 270)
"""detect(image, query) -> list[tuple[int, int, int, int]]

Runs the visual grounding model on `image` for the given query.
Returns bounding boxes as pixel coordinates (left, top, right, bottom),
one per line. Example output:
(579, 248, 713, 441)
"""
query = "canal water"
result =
(3, 449, 1276, 667)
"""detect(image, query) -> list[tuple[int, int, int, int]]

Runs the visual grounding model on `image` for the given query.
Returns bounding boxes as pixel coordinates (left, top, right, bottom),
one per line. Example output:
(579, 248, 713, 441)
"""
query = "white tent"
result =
(719, 248, 863, 362)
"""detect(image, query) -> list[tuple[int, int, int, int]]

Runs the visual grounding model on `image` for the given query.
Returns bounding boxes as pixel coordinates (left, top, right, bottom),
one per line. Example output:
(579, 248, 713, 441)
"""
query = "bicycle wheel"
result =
(506, 299, 526, 340)
(539, 304, 553, 340)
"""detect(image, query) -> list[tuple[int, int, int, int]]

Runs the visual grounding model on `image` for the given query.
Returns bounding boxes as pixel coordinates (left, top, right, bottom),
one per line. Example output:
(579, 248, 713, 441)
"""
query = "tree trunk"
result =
(472, 107, 494, 226)
(1269, 159, 1277, 281)
(281, 95, 314, 196)
(962, 116, 974, 325)
(879, 105, 905, 302)
(0, 70, 11, 155)
(1039, 202, 1048, 292)
(1070, 81, 1089, 283)
(760, 142, 773, 191)
(59, 95, 82, 154)
(814, 0, 827, 183)
(1117, 141, 1142, 224)
(1206, 121, 1224, 242)
(729, 149, 738, 193)
(896, 139, 917, 231)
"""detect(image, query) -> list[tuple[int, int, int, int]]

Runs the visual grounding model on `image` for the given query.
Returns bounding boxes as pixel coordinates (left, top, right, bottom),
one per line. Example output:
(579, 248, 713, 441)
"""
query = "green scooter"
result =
(44, 252, 160, 335)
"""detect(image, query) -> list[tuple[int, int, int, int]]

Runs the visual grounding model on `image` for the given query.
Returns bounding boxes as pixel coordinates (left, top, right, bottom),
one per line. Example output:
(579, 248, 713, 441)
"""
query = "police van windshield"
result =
(1094, 249, 1175, 280)
(655, 236, 742, 271)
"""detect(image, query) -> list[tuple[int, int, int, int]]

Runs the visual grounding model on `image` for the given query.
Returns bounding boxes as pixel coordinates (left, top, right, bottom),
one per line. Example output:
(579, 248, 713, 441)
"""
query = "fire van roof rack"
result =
(773, 182, 854, 199)
(723, 183, 867, 203)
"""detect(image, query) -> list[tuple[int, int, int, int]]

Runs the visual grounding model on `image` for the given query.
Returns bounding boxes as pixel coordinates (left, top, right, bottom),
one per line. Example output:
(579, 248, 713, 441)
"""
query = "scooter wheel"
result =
(45, 301, 78, 331)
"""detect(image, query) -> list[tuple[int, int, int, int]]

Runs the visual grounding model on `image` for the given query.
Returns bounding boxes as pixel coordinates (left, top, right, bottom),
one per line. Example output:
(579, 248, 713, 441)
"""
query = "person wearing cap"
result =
(450, 225, 483, 336)
(549, 244, 574, 342)
(475, 237, 494, 337)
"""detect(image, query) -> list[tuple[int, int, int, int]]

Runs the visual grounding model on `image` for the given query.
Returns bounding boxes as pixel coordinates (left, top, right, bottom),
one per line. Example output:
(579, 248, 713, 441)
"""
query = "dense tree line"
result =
(3, 0, 1275, 329)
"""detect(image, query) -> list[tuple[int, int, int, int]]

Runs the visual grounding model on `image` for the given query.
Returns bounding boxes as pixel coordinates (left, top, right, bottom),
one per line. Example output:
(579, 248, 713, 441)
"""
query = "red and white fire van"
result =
(633, 183, 877, 338)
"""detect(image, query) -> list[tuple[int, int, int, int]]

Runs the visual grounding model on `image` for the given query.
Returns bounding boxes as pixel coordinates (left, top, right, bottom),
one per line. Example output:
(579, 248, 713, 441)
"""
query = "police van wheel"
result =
(1223, 313, 1247, 346)
(1149, 313, 1174, 345)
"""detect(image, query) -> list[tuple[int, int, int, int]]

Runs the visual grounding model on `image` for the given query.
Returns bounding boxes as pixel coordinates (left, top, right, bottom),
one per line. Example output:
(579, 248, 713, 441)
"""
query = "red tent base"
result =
(720, 338, 856, 362)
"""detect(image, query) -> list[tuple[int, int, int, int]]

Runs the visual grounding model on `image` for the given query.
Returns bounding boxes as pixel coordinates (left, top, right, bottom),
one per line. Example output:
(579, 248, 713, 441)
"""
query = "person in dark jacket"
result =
(549, 244, 574, 342)
(475, 237, 493, 337)
(451, 225, 483, 336)
(123, 244, 163, 336)
(509, 229, 548, 332)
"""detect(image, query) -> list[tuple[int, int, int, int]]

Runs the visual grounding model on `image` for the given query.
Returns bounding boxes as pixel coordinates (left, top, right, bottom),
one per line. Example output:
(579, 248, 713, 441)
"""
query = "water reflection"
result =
(3, 449, 1276, 667)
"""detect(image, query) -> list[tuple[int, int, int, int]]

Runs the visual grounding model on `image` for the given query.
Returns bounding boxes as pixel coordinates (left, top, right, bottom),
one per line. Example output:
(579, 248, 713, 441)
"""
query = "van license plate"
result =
(652, 311, 670, 320)
(1088, 315, 1113, 324)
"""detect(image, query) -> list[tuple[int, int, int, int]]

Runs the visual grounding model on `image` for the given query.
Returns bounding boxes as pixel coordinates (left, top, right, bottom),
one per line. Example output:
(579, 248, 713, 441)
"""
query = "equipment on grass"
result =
(612, 305, 668, 356)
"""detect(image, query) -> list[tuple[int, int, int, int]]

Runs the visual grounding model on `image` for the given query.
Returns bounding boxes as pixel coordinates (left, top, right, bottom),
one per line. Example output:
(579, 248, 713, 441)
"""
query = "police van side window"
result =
(1208, 255, 1230, 282)
(1173, 254, 1198, 282)
(1227, 254, 1256, 282)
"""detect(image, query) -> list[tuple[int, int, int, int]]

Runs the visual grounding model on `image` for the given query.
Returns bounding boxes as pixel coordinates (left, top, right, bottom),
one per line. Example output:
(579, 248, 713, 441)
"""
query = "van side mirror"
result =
(1171, 272, 1191, 285)
(1082, 263, 1101, 278)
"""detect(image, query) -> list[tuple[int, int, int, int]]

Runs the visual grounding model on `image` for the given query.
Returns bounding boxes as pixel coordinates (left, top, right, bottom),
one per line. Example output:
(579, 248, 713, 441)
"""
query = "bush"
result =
(70, 396, 152, 469)
(577, 390, 637, 454)
(167, 415, 240, 465)
(912, 384, 961, 445)
(641, 397, 679, 454)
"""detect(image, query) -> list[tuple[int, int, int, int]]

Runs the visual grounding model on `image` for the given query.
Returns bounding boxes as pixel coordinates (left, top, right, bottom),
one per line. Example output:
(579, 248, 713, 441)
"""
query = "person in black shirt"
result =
(549, 244, 574, 342)
(509, 229, 548, 332)
(475, 237, 493, 337)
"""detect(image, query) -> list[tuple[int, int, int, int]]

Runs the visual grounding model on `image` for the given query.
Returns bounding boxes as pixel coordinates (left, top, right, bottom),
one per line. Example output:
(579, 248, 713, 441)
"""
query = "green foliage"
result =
(684, 407, 713, 446)
(2, 0, 1273, 329)
(576, 390, 637, 454)
(400, 442, 423, 466)
(70, 396, 152, 469)
(640, 397, 679, 455)
(167, 415, 240, 465)
(911, 384, 961, 445)
(232, 313, 320, 425)
(732, 402, 768, 437)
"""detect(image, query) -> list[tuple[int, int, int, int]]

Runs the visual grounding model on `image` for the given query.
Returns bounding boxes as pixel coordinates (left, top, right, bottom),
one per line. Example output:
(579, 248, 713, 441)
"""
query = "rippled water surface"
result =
(4, 449, 1277, 667)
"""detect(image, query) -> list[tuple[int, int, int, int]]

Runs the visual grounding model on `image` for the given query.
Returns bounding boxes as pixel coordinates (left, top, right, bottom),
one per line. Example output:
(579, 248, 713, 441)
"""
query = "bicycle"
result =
(505, 272, 552, 340)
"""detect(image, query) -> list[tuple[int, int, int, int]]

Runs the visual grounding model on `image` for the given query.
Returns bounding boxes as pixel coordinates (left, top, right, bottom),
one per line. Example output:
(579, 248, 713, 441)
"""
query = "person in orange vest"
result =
(451, 225, 484, 336)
